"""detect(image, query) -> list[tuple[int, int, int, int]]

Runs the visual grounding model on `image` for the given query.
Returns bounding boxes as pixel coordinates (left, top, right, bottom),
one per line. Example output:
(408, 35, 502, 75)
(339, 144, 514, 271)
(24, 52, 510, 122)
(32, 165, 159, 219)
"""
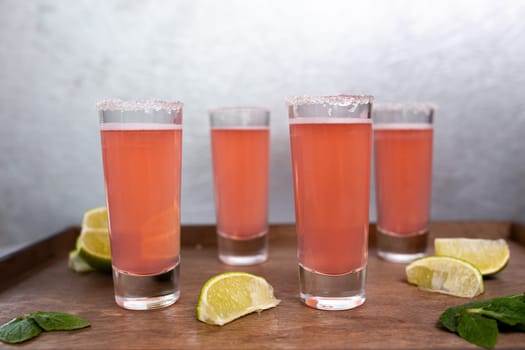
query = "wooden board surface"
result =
(0, 222, 524, 349)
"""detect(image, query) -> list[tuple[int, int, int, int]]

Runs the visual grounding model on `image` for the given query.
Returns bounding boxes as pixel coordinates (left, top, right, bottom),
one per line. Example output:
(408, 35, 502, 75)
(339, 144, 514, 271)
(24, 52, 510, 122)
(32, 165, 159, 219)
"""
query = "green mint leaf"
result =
(468, 297, 525, 326)
(440, 293, 525, 348)
(0, 317, 43, 344)
(457, 312, 498, 349)
(439, 293, 525, 332)
(440, 299, 495, 332)
(30, 311, 90, 331)
(439, 307, 461, 332)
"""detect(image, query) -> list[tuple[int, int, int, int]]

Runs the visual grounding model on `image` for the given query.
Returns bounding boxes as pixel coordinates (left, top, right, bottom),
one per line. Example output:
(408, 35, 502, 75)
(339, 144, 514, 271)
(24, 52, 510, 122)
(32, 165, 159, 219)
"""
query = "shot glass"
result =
(286, 95, 373, 310)
(373, 103, 434, 263)
(97, 99, 183, 310)
(209, 107, 270, 265)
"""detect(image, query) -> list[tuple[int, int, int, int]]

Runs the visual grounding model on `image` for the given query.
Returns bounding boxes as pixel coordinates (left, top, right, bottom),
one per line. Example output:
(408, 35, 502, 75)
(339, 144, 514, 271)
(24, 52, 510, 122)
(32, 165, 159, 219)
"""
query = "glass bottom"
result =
(217, 231, 268, 266)
(299, 264, 366, 311)
(113, 261, 180, 310)
(376, 227, 428, 263)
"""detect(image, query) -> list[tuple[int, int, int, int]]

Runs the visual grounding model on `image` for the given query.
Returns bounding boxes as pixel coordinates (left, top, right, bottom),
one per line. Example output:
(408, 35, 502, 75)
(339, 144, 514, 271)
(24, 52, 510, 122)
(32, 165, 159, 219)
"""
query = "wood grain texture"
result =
(0, 222, 524, 349)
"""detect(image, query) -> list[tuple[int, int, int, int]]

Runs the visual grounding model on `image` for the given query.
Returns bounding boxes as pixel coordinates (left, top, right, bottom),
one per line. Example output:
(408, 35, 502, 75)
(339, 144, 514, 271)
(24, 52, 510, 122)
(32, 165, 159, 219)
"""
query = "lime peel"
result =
(197, 272, 280, 326)
(68, 206, 111, 273)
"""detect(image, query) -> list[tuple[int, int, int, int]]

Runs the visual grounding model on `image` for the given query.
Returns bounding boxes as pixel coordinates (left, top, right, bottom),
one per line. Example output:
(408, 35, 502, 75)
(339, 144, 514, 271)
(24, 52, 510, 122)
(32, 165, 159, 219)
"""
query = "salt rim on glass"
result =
(286, 95, 374, 119)
(96, 99, 183, 113)
(285, 95, 374, 107)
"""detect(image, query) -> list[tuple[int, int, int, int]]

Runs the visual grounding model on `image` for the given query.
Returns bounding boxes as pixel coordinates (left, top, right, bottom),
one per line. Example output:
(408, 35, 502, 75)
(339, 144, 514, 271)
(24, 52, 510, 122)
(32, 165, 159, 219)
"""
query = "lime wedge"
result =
(68, 206, 111, 273)
(68, 249, 95, 273)
(196, 272, 280, 326)
(406, 256, 484, 298)
(77, 228, 112, 272)
(434, 238, 510, 275)
(82, 206, 108, 230)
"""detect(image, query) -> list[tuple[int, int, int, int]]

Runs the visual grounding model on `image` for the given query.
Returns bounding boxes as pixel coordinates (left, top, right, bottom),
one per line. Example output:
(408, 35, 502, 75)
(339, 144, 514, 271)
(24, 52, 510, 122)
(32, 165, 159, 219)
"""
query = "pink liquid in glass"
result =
(211, 127, 269, 240)
(101, 123, 182, 275)
(289, 118, 371, 275)
(374, 124, 433, 235)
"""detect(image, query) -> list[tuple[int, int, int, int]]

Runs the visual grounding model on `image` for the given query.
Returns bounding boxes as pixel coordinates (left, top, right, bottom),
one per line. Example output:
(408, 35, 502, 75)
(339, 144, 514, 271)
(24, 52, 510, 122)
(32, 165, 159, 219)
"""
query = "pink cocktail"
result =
(211, 127, 269, 239)
(373, 104, 434, 263)
(287, 95, 373, 311)
(290, 119, 370, 274)
(209, 107, 270, 265)
(101, 124, 182, 274)
(98, 99, 183, 310)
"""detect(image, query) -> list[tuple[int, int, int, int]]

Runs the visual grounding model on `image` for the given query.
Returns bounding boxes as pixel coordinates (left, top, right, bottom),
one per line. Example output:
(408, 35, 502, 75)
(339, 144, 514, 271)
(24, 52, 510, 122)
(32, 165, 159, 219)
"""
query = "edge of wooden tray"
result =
(1, 221, 522, 292)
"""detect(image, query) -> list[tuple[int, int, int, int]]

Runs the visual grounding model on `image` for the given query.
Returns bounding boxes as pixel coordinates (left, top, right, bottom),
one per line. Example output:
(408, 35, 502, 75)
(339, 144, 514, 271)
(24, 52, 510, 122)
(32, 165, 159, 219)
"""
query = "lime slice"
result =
(82, 206, 108, 229)
(406, 256, 484, 298)
(434, 238, 510, 275)
(196, 272, 280, 326)
(68, 250, 95, 273)
(77, 228, 112, 272)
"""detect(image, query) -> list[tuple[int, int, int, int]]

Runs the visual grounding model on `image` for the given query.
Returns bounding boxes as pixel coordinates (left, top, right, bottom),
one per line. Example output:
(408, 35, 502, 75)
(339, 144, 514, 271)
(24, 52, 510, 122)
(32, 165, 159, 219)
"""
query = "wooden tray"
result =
(1, 222, 524, 349)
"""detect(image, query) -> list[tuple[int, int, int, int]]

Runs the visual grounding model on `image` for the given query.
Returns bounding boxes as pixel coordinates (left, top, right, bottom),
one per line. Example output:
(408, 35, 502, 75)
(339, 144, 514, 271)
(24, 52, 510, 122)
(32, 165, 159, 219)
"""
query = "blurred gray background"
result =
(1, 0, 524, 252)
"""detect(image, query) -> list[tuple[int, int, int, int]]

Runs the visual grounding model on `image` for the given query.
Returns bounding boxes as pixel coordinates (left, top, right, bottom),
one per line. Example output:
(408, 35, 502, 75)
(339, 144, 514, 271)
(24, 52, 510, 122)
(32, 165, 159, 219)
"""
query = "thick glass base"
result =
(299, 264, 366, 311)
(217, 232, 268, 266)
(376, 227, 428, 263)
(113, 261, 180, 310)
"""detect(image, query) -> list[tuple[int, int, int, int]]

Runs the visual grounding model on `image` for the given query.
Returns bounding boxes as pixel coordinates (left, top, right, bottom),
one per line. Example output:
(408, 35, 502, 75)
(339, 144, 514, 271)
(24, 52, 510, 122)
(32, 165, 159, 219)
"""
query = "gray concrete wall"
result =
(1, 0, 524, 250)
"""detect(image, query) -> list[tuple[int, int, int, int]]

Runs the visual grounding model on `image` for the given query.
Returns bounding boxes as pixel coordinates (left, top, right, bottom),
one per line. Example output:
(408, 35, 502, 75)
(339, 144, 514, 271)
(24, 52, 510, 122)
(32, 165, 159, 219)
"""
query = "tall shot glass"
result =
(373, 103, 434, 263)
(97, 99, 183, 310)
(286, 95, 373, 310)
(209, 107, 270, 265)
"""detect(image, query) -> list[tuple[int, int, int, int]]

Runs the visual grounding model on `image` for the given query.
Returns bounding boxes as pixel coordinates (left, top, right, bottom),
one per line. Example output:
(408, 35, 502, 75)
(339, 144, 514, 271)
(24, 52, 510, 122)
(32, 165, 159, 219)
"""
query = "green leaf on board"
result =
(0, 311, 90, 344)
(468, 296, 525, 326)
(439, 293, 525, 348)
(0, 317, 42, 344)
(457, 312, 498, 348)
(30, 311, 90, 331)
(439, 298, 495, 332)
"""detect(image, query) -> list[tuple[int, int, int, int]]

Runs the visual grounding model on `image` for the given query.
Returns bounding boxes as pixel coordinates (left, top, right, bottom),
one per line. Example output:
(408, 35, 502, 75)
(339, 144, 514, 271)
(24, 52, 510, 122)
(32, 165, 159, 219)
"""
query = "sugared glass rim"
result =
(96, 99, 183, 112)
(373, 102, 437, 113)
(285, 95, 374, 106)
